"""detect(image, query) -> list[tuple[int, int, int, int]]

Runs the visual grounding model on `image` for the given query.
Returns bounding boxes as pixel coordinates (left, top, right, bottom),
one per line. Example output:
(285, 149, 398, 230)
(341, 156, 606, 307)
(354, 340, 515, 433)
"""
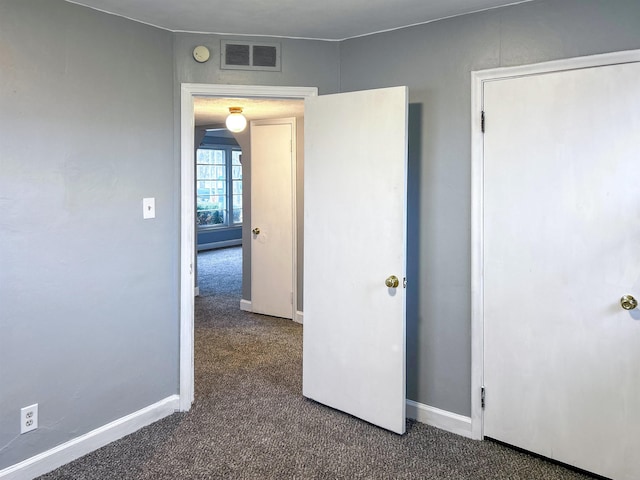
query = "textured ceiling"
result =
(66, 0, 533, 40)
(194, 97, 304, 127)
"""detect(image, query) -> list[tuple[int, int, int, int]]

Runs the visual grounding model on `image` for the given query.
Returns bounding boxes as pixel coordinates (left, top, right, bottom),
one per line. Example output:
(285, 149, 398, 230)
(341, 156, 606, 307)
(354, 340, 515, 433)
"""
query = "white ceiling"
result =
(66, 0, 533, 41)
(195, 97, 304, 127)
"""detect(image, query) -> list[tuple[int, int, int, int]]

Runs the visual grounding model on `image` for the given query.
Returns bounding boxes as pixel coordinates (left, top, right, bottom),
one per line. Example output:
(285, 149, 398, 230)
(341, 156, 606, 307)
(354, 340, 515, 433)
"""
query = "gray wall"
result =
(174, 33, 340, 92)
(339, 0, 640, 416)
(3, 0, 640, 472)
(174, 33, 340, 307)
(0, 0, 177, 469)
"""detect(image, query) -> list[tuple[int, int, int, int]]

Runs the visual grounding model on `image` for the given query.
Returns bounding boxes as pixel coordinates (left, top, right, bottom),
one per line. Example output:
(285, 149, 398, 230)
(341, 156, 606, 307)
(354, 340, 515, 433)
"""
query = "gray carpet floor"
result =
(39, 246, 597, 480)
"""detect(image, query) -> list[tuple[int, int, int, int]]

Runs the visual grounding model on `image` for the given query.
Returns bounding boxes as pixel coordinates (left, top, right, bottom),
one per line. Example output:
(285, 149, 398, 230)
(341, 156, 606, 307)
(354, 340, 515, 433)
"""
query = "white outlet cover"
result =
(20, 403, 38, 434)
(143, 197, 156, 219)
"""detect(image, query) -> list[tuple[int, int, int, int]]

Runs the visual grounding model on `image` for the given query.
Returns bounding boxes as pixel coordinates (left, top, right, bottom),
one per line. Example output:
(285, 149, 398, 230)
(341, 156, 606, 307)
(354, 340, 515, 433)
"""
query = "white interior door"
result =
(303, 86, 408, 434)
(483, 62, 640, 480)
(251, 118, 295, 319)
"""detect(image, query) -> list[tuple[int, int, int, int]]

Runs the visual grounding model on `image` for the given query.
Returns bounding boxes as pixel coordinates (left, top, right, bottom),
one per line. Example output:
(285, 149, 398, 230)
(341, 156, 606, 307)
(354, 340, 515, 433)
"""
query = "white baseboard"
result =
(239, 302, 302, 324)
(239, 299, 252, 312)
(406, 400, 474, 439)
(0, 395, 180, 480)
(197, 239, 242, 252)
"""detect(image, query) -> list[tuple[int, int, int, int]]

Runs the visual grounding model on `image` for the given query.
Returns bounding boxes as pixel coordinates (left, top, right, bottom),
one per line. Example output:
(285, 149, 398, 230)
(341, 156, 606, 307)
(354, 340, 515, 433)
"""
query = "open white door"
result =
(303, 86, 408, 434)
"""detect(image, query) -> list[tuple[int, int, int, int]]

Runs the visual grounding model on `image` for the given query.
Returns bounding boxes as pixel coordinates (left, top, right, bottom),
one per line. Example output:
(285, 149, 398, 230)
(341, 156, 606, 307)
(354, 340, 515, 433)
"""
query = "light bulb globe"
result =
(226, 112, 247, 133)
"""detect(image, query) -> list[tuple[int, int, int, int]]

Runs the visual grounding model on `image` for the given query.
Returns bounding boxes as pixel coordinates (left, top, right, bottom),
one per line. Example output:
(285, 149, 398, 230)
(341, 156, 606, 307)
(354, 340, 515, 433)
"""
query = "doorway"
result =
(193, 100, 301, 318)
(179, 85, 318, 410)
(181, 84, 409, 435)
(472, 50, 640, 479)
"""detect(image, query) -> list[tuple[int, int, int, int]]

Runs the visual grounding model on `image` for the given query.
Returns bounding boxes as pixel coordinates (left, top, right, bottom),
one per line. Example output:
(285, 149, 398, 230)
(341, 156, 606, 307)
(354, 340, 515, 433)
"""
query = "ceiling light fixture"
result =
(225, 107, 247, 133)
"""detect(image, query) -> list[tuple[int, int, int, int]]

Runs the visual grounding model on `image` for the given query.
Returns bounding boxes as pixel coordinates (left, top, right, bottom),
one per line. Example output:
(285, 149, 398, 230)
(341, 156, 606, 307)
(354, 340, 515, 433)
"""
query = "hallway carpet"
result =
(39, 247, 596, 479)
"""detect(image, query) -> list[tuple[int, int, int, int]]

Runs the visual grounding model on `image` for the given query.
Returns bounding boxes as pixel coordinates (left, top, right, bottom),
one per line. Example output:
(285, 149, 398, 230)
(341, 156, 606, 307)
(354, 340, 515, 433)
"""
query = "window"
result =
(196, 146, 242, 228)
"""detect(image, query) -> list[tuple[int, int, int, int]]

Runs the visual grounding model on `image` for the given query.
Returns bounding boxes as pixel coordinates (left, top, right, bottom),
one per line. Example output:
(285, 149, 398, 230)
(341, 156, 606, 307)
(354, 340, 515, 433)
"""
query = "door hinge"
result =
(481, 111, 485, 133)
(481, 386, 486, 409)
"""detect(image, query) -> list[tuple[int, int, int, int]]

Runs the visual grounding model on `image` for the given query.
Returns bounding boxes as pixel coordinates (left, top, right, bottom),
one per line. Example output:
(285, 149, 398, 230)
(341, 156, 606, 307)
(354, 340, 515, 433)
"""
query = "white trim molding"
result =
(240, 300, 303, 325)
(197, 239, 243, 252)
(470, 48, 640, 443)
(406, 400, 473, 439)
(240, 299, 252, 312)
(180, 84, 196, 412)
(0, 396, 179, 480)
(180, 84, 318, 414)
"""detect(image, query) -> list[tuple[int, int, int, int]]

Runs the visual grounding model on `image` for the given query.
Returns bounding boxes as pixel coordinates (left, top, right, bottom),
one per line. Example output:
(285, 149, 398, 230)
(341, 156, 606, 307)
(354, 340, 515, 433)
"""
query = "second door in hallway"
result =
(250, 118, 296, 319)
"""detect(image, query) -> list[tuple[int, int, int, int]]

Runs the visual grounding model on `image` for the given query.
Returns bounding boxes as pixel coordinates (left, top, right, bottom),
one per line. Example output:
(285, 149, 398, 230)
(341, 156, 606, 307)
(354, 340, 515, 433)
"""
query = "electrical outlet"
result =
(20, 404, 38, 434)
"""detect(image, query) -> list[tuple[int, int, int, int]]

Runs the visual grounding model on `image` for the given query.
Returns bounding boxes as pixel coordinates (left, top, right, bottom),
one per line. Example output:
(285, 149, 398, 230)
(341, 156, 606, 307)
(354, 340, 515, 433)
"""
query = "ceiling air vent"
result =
(221, 40, 281, 71)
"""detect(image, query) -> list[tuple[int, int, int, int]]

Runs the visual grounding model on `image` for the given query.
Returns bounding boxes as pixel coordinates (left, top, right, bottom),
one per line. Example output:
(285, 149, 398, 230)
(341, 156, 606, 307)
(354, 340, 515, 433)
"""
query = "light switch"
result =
(143, 197, 155, 219)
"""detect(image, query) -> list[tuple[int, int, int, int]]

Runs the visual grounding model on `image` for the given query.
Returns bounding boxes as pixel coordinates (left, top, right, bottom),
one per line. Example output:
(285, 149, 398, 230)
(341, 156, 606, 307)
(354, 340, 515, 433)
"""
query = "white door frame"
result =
(470, 48, 640, 440)
(179, 84, 318, 411)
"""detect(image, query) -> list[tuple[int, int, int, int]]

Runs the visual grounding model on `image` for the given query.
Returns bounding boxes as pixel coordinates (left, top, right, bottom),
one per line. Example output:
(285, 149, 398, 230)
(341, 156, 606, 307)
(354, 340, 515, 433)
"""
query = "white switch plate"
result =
(143, 198, 155, 219)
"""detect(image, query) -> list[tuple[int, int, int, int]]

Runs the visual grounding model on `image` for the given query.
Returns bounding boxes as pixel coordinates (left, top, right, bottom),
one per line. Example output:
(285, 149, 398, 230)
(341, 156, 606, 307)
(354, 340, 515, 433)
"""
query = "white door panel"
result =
(303, 86, 408, 434)
(483, 62, 640, 480)
(251, 119, 295, 319)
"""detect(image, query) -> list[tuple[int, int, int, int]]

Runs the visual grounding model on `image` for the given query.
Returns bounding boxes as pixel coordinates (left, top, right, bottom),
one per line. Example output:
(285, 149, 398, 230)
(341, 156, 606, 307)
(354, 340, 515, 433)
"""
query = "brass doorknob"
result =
(621, 294, 638, 310)
(252, 227, 260, 235)
(385, 275, 399, 288)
